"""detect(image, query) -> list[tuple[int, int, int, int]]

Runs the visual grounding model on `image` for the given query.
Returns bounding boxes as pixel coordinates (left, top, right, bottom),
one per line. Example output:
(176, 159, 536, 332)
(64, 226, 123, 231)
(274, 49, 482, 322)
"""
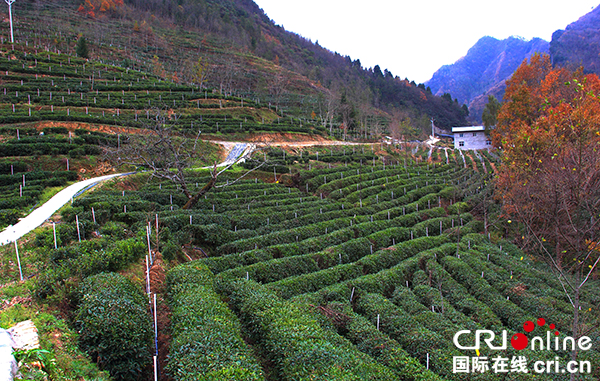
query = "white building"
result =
(452, 126, 492, 150)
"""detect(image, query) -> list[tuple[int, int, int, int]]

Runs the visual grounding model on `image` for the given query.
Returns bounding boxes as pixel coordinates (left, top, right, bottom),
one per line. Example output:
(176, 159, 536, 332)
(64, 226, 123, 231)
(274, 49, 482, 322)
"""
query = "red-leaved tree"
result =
(493, 53, 600, 378)
(77, 0, 123, 18)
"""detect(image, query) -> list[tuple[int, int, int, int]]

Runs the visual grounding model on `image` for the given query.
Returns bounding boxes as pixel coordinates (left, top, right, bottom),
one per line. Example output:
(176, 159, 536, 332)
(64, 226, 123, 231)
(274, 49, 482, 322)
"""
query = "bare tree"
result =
(191, 55, 212, 89)
(268, 65, 288, 109)
(105, 109, 267, 209)
(339, 92, 356, 141)
(499, 147, 600, 377)
(316, 90, 338, 135)
(213, 56, 237, 96)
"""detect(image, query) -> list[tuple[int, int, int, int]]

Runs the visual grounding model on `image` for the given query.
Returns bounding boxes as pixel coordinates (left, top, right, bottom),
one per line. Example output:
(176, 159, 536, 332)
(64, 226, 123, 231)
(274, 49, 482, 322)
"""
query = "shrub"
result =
(447, 201, 469, 215)
(68, 147, 86, 158)
(266, 236, 451, 299)
(34, 237, 145, 299)
(109, 238, 146, 270)
(0, 208, 21, 227)
(223, 280, 397, 380)
(161, 241, 182, 261)
(321, 302, 446, 381)
(166, 264, 265, 380)
(0, 161, 28, 174)
(75, 273, 152, 380)
(34, 223, 75, 249)
(99, 221, 129, 239)
(355, 293, 465, 380)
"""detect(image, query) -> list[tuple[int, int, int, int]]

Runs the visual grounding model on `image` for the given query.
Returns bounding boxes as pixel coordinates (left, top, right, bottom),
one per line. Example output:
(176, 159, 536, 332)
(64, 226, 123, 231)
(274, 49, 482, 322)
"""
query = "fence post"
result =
(147, 225, 153, 265)
(53, 222, 57, 249)
(76, 215, 81, 242)
(14, 240, 23, 281)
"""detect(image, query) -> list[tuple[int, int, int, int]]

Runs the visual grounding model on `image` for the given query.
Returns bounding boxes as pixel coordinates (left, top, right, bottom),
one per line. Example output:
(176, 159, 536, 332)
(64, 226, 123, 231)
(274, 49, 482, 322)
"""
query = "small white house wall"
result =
(454, 132, 489, 150)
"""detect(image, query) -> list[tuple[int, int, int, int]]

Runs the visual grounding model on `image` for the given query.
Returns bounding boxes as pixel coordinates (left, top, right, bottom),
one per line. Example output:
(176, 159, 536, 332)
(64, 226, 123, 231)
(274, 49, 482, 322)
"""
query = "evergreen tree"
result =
(481, 95, 500, 128)
(76, 36, 89, 59)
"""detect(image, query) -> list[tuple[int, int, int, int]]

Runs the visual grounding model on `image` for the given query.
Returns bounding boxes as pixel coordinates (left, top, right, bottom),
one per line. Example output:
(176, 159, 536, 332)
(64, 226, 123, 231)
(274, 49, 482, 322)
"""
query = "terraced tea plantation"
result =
(24, 148, 598, 381)
(0, 47, 324, 227)
(0, 49, 326, 135)
(0, 125, 122, 226)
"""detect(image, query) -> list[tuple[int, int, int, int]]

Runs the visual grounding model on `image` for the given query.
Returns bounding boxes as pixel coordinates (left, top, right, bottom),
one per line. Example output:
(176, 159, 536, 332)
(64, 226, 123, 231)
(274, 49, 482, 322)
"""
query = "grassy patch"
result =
(0, 296, 109, 380)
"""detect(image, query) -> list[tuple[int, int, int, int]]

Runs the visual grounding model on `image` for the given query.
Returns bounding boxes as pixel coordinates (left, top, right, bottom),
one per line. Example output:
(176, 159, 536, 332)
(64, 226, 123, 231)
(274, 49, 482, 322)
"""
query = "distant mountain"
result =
(550, 5, 600, 74)
(426, 36, 549, 122)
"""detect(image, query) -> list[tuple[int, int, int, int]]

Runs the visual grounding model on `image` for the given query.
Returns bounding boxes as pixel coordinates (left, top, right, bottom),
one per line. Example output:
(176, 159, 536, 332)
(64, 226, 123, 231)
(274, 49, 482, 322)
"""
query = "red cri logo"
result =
(511, 318, 559, 350)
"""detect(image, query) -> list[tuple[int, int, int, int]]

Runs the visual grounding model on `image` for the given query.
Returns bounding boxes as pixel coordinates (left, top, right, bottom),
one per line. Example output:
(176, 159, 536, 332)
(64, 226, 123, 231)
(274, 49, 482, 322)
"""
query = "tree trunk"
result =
(182, 176, 216, 210)
(570, 288, 580, 381)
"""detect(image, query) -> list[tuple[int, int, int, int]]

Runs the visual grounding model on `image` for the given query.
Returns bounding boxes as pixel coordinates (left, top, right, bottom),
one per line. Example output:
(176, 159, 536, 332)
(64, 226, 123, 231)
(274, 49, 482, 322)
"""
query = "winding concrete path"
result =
(0, 141, 254, 245)
(0, 173, 129, 245)
(0, 139, 367, 245)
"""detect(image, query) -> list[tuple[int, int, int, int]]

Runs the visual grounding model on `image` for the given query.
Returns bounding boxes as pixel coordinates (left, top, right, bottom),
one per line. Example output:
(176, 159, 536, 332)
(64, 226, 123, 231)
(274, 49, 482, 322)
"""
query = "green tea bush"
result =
(426, 259, 502, 329)
(0, 208, 21, 227)
(99, 221, 130, 239)
(198, 249, 275, 274)
(34, 237, 145, 299)
(34, 223, 75, 249)
(224, 280, 398, 380)
(355, 293, 468, 380)
(390, 287, 463, 341)
(267, 237, 452, 299)
(75, 273, 152, 380)
(300, 300, 446, 381)
(0, 161, 29, 174)
(166, 264, 265, 380)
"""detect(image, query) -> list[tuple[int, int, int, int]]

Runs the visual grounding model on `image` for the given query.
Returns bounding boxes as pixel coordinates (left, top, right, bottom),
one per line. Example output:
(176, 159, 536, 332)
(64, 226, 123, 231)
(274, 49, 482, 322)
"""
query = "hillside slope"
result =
(3, 144, 598, 380)
(426, 36, 549, 122)
(0, 0, 467, 134)
(550, 5, 600, 74)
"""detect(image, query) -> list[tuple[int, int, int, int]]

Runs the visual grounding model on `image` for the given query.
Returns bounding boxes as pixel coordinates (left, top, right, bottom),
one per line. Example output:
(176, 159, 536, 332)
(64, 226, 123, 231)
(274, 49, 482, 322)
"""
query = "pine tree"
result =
(481, 95, 500, 128)
(76, 36, 89, 59)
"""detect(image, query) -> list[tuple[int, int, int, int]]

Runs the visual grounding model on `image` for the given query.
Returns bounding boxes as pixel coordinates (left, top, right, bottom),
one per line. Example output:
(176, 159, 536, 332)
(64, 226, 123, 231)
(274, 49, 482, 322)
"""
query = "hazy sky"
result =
(253, 1, 599, 83)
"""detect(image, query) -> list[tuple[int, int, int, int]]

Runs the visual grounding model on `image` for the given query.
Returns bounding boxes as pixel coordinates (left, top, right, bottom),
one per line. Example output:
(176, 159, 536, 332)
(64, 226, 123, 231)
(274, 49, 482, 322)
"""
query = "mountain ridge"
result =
(426, 5, 600, 123)
(550, 5, 600, 73)
(426, 36, 549, 122)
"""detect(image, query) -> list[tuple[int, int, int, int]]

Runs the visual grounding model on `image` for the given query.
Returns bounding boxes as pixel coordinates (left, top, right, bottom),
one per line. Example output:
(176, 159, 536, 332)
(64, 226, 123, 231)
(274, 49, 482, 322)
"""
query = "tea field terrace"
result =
(0, 48, 327, 136)
(0, 47, 329, 227)
(16, 146, 598, 380)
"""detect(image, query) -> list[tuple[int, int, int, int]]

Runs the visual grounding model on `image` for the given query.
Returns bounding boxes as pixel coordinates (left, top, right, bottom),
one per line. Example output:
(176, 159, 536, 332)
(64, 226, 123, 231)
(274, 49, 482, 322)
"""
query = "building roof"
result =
(452, 126, 485, 133)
